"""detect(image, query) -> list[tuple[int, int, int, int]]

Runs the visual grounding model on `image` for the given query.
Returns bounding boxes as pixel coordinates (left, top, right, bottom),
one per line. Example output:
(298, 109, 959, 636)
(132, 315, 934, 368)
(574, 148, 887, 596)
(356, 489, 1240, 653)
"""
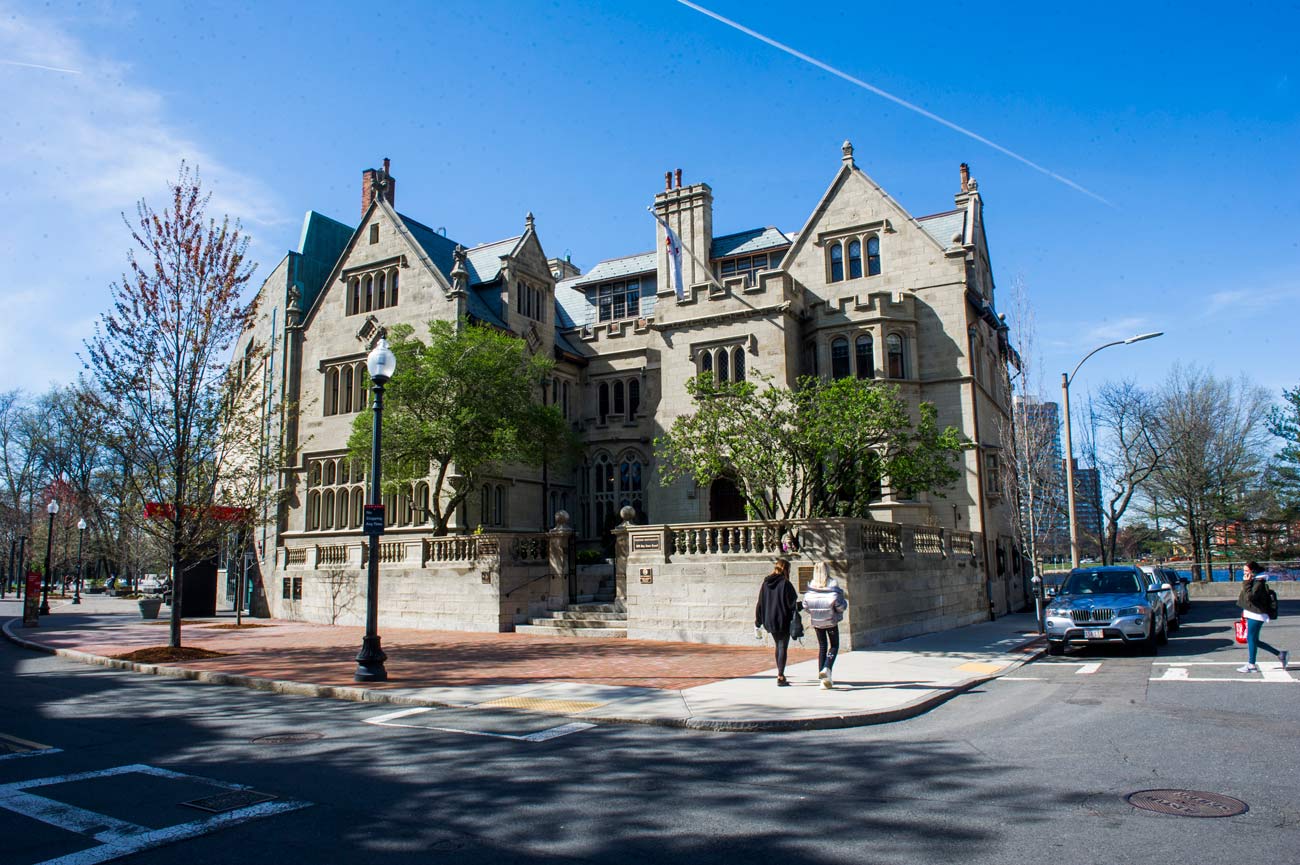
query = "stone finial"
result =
(966, 176, 978, 192)
(842, 140, 855, 166)
(552, 510, 571, 530)
(286, 285, 302, 325)
(619, 505, 636, 526)
(450, 244, 469, 295)
(525, 211, 535, 232)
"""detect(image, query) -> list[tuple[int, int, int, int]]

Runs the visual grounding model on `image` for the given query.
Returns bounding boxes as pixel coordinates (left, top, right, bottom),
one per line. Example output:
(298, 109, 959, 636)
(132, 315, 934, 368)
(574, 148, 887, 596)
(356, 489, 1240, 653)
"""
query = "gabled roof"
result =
(916, 209, 967, 248)
(398, 213, 460, 279)
(569, 251, 656, 288)
(293, 210, 353, 309)
(711, 227, 790, 259)
(465, 236, 521, 286)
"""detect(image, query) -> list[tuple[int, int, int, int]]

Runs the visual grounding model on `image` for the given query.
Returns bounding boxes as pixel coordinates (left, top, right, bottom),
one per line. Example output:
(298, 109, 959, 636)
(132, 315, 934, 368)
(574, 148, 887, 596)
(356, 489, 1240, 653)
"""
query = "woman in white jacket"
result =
(803, 562, 848, 688)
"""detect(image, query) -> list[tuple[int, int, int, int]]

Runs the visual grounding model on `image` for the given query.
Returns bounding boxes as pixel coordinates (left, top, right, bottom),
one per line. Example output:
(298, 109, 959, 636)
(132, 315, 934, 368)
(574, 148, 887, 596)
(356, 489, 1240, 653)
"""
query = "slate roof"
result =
(555, 272, 658, 330)
(399, 214, 459, 279)
(570, 251, 656, 288)
(916, 209, 966, 248)
(465, 237, 520, 286)
(711, 226, 790, 259)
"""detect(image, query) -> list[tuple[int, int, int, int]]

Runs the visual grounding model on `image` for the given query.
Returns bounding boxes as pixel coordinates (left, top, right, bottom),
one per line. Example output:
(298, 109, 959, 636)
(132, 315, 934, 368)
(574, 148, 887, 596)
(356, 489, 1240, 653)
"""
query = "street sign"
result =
(22, 573, 41, 626)
(363, 504, 385, 536)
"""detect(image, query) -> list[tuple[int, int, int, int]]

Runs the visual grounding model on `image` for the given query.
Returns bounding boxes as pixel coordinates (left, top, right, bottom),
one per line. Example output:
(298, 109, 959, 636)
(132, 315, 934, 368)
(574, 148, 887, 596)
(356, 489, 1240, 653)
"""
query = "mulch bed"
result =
(112, 646, 230, 663)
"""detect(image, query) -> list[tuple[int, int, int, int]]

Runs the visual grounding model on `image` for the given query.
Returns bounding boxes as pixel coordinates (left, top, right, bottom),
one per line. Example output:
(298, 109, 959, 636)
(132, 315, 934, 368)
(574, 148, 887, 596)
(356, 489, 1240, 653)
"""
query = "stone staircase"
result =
(514, 573, 625, 638)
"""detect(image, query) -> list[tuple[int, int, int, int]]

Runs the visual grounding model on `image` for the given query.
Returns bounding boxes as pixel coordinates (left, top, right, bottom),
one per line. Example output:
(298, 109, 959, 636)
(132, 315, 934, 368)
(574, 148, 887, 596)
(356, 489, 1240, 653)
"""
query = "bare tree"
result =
(1146, 366, 1272, 579)
(84, 163, 259, 648)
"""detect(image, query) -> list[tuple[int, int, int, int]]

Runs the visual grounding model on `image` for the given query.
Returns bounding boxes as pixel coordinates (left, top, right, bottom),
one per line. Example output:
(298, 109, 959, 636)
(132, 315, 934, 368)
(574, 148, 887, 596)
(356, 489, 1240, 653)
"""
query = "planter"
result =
(138, 598, 163, 620)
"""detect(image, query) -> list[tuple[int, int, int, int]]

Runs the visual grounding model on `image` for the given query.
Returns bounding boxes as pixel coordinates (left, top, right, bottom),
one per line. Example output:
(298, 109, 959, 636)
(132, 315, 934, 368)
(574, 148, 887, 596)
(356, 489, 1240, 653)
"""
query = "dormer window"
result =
(346, 267, 399, 316)
(597, 279, 640, 322)
(715, 251, 782, 288)
(827, 234, 882, 282)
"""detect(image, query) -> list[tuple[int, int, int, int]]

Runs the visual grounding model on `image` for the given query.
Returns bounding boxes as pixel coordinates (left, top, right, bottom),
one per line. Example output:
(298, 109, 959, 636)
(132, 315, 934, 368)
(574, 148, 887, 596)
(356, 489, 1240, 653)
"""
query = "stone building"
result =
(229, 144, 1025, 633)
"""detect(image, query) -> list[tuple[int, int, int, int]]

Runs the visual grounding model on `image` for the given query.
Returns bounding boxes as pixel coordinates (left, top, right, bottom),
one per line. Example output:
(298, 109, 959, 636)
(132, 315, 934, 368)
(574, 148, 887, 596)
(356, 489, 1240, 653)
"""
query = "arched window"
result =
(414, 482, 429, 524)
(307, 491, 320, 531)
(389, 270, 399, 306)
(829, 242, 844, 282)
(355, 363, 368, 411)
(341, 366, 353, 416)
(339, 460, 350, 485)
(856, 334, 874, 379)
(847, 240, 863, 279)
(352, 488, 364, 528)
(364, 275, 374, 312)
(336, 492, 348, 529)
(322, 490, 334, 530)
(598, 382, 610, 422)
(308, 461, 321, 487)
(376, 272, 386, 310)
(867, 236, 881, 276)
(480, 484, 490, 526)
(613, 381, 625, 416)
(716, 348, 729, 382)
(494, 485, 505, 526)
(831, 337, 850, 379)
(349, 278, 360, 315)
(325, 369, 339, 415)
(732, 347, 746, 382)
(887, 333, 906, 378)
(324, 460, 336, 486)
(701, 351, 713, 376)
(628, 378, 640, 417)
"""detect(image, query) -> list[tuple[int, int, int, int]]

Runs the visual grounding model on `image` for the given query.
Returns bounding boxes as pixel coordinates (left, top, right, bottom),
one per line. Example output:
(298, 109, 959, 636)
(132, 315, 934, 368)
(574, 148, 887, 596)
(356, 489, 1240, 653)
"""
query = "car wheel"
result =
(1047, 640, 1065, 656)
(1139, 619, 1159, 655)
(1157, 612, 1169, 645)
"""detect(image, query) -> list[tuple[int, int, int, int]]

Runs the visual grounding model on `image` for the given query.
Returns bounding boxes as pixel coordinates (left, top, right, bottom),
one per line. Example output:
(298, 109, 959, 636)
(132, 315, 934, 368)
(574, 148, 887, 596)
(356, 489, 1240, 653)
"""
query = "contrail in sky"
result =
(0, 59, 82, 75)
(675, 0, 1113, 207)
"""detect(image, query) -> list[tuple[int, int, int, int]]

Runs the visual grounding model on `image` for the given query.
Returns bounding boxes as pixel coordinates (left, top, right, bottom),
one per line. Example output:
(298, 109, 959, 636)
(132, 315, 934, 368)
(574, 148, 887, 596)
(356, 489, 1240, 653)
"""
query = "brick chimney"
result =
(959, 163, 970, 192)
(361, 158, 396, 218)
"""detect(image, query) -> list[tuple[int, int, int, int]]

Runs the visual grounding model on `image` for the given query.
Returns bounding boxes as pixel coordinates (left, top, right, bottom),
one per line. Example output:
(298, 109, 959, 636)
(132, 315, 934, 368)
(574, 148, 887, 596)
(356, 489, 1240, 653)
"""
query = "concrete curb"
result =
(2, 616, 1044, 733)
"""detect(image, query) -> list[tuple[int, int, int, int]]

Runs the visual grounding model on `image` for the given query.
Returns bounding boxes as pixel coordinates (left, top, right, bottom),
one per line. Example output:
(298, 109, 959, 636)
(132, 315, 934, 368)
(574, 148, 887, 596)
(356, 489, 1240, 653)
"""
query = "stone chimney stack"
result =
(959, 163, 970, 192)
(361, 158, 396, 218)
(653, 168, 713, 305)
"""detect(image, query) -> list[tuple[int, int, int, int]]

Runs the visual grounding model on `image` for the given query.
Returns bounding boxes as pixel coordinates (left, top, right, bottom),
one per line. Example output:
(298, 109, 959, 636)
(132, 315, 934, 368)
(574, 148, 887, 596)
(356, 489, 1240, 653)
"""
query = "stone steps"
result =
(517, 597, 626, 638)
(514, 623, 627, 638)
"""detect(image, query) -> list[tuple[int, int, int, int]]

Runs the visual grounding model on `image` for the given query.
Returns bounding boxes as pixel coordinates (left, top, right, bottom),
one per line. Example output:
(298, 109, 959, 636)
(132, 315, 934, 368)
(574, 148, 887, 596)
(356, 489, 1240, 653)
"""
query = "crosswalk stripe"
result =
(1075, 663, 1101, 675)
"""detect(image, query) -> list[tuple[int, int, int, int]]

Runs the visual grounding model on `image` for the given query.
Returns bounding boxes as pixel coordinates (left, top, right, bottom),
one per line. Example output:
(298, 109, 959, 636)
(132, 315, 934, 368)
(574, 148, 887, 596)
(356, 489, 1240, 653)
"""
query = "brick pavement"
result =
(25, 611, 818, 691)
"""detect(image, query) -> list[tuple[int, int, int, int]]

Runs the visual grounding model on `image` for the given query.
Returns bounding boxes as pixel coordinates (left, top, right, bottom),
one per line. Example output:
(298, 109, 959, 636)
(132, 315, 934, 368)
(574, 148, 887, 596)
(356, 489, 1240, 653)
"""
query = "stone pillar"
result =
(548, 510, 575, 606)
(613, 505, 636, 604)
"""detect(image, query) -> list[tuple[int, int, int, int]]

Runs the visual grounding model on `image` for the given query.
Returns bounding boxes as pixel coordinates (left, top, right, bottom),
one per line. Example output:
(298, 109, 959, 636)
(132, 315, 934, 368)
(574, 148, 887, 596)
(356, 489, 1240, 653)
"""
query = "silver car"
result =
(1141, 565, 1188, 621)
(1045, 566, 1169, 656)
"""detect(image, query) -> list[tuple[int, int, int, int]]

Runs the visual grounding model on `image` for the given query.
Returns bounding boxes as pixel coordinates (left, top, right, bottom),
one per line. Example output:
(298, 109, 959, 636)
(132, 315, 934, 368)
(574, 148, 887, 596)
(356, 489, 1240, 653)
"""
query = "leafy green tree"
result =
(656, 373, 968, 522)
(1268, 386, 1300, 509)
(348, 319, 570, 535)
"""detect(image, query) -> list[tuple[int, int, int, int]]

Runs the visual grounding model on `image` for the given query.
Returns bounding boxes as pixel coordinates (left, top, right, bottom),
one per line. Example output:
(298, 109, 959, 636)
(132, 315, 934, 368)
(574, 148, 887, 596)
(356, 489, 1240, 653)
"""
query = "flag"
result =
(651, 210, 686, 301)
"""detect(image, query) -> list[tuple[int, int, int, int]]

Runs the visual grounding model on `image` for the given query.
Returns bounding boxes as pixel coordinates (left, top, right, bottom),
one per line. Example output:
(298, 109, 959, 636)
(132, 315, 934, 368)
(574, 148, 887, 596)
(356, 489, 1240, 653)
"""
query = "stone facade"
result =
(226, 146, 1026, 628)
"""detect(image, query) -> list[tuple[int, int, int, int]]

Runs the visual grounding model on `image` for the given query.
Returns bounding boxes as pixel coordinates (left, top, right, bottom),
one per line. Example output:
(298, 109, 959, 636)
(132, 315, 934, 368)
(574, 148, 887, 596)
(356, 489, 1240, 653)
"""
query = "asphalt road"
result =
(1, 597, 1296, 865)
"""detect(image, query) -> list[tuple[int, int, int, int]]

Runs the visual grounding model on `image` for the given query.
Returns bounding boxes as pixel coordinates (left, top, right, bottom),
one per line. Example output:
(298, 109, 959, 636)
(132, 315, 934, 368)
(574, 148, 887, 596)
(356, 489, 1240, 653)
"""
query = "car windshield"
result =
(1062, 569, 1143, 595)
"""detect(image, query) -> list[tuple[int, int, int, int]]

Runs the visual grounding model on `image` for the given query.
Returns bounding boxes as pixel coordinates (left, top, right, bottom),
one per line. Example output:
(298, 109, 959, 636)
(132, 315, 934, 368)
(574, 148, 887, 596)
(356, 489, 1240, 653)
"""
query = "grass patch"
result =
(113, 646, 229, 663)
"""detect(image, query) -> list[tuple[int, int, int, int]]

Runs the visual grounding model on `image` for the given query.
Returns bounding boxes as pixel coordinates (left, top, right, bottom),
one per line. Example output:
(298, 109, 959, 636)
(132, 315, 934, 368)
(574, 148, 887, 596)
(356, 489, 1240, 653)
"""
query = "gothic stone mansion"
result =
(231, 144, 1024, 641)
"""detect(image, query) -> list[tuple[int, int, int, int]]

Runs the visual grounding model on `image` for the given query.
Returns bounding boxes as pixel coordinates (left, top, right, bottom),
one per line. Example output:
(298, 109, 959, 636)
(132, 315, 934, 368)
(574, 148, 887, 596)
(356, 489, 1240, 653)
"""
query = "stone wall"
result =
(621, 518, 988, 648)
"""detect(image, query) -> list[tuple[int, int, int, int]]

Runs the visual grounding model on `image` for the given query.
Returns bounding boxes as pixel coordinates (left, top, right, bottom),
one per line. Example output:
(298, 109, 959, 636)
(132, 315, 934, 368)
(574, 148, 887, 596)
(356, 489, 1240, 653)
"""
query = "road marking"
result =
(0, 764, 309, 865)
(1076, 663, 1101, 675)
(999, 676, 1045, 681)
(1149, 661, 1295, 683)
(1157, 667, 1189, 680)
(364, 707, 596, 742)
(0, 731, 61, 762)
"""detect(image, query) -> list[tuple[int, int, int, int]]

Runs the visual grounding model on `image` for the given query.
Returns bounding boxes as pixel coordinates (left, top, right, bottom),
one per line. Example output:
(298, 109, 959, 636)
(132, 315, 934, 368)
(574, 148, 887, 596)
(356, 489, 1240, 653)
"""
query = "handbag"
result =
(1234, 617, 1247, 644)
(790, 611, 805, 642)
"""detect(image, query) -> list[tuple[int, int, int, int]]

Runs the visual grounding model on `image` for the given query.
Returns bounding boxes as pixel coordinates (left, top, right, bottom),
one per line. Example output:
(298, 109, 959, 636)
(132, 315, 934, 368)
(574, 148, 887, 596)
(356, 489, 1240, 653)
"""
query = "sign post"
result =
(22, 573, 41, 627)
(363, 504, 385, 537)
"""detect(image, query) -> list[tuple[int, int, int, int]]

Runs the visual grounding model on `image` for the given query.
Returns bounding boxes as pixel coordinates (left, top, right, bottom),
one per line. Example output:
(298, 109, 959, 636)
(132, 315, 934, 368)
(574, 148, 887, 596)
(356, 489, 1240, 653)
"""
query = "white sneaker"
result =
(1237, 664, 1258, 673)
(821, 674, 833, 689)
(818, 667, 829, 682)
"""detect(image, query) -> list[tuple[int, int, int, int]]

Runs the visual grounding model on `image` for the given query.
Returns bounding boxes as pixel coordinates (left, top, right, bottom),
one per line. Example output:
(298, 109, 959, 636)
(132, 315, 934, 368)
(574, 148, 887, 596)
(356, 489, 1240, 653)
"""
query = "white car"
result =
(138, 575, 165, 594)
(1139, 565, 1180, 632)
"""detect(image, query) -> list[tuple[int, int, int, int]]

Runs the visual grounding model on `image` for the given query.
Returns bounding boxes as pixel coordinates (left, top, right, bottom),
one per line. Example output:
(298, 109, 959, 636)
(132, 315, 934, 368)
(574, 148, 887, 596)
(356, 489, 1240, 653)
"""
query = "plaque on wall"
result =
(632, 534, 661, 551)
(639, 567, 654, 584)
(797, 566, 813, 593)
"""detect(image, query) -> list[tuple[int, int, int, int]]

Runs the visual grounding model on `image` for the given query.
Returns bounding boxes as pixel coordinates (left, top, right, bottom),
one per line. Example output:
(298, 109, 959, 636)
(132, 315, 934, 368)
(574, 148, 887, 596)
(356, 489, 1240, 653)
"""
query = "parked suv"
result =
(1141, 565, 1189, 616)
(1044, 565, 1169, 655)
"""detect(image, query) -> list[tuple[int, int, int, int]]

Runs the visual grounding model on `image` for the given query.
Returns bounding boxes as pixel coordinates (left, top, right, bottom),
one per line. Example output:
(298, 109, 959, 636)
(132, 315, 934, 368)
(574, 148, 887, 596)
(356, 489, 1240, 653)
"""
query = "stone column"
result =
(548, 510, 575, 607)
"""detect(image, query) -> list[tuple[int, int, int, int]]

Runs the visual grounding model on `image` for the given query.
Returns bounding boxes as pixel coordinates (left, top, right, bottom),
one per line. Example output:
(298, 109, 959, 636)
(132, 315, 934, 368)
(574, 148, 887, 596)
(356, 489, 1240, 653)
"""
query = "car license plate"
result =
(1084, 628, 1105, 640)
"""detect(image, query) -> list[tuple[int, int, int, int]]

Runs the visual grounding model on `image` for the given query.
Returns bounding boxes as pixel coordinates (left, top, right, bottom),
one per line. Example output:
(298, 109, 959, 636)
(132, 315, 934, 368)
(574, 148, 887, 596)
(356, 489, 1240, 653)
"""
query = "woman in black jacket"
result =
(1237, 561, 1288, 673)
(755, 557, 799, 686)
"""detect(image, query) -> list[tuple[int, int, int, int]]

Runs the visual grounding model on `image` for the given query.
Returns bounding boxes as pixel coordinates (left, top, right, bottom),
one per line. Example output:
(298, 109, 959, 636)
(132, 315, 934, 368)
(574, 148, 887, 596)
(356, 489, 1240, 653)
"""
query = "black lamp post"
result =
(74, 518, 86, 605)
(355, 337, 396, 683)
(40, 499, 58, 615)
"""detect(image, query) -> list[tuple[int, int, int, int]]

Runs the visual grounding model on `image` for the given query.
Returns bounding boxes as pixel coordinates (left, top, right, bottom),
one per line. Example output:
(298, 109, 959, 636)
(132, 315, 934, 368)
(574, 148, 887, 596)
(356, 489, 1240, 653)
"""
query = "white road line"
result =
(0, 748, 62, 763)
(1261, 668, 1295, 683)
(1076, 663, 1101, 675)
(1157, 667, 1189, 680)
(0, 764, 310, 865)
(1150, 677, 1296, 683)
(363, 709, 595, 742)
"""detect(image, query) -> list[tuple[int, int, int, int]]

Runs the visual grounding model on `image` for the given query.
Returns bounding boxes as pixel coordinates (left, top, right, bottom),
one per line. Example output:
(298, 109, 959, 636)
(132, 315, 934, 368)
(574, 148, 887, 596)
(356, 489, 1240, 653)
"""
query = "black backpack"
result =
(1267, 588, 1279, 619)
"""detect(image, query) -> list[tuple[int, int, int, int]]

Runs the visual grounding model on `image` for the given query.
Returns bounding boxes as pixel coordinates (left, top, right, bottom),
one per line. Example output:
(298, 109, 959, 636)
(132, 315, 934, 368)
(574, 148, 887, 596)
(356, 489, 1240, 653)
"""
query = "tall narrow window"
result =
(480, 485, 490, 526)
(376, 272, 386, 309)
(342, 366, 354, 414)
(369, 224, 379, 244)
(867, 236, 881, 276)
(325, 369, 339, 415)
(349, 279, 360, 315)
(701, 351, 713, 376)
(847, 240, 863, 279)
(613, 381, 625, 416)
(364, 275, 374, 312)
(562, 381, 570, 418)
(716, 348, 729, 383)
(855, 334, 874, 379)
(628, 378, 640, 417)
(322, 490, 334, 530)
(598, 382, 609, 422)
(831, 337, 850, 379)
(732, 347, 745, 382)
(389, 271, 398, 305)
(829, 242, 844, 282)
(355, 363, 368, 411)
(887, 333, 906, 378)
(495, 486, 505, 526)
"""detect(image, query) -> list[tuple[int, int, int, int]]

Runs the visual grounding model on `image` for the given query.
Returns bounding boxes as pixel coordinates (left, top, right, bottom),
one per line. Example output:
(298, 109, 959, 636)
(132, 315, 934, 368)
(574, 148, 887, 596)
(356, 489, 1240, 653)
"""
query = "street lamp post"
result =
(74, 518, 86, 605)
(40, 500, 58, 615)
(1062, 332, 1163, 568)
(355, 337, 396, 683)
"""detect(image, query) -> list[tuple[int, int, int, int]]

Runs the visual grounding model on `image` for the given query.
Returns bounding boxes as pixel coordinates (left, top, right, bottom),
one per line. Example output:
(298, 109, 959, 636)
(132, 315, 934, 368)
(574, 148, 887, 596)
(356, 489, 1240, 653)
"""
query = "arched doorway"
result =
(709, 477, 745, 522)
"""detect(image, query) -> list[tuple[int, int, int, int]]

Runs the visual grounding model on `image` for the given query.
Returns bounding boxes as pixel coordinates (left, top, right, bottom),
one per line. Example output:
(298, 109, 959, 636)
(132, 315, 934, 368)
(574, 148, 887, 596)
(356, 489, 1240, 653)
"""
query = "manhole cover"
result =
(251, 732, 324, 745)
(183, 790, 277, 813)
(1126, 789, 1248, 818)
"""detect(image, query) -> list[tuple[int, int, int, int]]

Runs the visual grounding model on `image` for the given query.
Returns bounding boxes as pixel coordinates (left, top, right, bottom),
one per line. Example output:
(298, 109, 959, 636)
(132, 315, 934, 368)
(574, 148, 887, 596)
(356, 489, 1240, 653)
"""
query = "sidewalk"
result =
(2, 596, 1043, 732)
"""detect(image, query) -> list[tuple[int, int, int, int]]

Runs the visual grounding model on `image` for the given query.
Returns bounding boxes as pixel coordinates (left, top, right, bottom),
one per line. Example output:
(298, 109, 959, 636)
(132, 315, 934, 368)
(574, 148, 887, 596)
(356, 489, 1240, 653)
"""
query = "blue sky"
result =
(1, 0, 1297, 406)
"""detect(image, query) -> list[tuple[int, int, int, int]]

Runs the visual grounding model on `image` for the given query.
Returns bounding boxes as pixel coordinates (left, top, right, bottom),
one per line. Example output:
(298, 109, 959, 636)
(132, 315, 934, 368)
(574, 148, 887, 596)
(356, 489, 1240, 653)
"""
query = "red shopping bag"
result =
(1234, 617, 1247, 644)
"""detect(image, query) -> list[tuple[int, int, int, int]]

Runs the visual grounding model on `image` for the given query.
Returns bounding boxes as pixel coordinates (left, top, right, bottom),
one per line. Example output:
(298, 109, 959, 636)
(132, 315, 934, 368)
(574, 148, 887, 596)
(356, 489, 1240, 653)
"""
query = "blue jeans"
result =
(1246, 618, 1280, 665)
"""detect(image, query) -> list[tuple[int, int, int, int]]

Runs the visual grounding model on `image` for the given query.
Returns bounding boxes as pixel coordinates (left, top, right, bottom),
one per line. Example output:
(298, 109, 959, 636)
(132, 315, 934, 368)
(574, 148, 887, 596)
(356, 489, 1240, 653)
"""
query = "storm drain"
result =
(1126, 789, 1248, 818)
(183, 790, 277, 813)
(251, 732, 325, 745)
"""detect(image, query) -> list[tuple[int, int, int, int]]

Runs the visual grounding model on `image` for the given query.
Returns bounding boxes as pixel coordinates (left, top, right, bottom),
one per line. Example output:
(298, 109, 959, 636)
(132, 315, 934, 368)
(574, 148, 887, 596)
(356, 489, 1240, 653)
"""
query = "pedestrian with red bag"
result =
(1236, 561, 1288, 673)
